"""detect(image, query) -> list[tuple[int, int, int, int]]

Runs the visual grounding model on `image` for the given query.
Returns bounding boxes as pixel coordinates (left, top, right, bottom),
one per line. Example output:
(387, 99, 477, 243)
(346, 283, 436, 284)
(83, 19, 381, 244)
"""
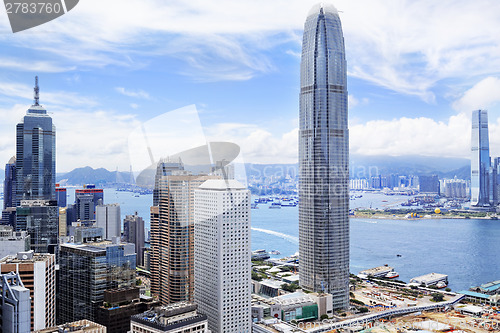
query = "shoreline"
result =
(350, 214, 498, 220)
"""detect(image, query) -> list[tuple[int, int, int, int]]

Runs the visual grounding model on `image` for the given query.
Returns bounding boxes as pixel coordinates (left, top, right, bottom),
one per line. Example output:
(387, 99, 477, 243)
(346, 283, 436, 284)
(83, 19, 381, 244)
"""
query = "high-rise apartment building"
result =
(57, 241, 136, 324)
(194, 179, 251, 333)
(123, 213, 145, 266)
(150, 172, 218, 305)
(0, 251, 56, 331)
(298, 3, 349, 309)
(0, 272, 31, 333)
(95, 203, 121, 240)
(15, 77, 55, 206)
(471, 110, 491, 207)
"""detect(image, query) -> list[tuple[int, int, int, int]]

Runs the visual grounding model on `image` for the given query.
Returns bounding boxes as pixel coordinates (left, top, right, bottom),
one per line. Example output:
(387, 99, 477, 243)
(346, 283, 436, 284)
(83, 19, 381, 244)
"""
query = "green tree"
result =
(431, 292, 444, 302)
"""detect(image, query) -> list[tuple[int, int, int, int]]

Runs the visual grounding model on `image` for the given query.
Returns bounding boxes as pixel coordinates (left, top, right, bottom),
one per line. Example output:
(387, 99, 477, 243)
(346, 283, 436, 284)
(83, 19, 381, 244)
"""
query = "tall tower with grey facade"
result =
(298, 3, 349, 309)
(471, 110, 491, 207)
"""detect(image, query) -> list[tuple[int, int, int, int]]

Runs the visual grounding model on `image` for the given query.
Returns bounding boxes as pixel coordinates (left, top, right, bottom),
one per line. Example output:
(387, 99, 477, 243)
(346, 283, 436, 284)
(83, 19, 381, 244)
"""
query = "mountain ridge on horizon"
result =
(47, 155, 471, 186)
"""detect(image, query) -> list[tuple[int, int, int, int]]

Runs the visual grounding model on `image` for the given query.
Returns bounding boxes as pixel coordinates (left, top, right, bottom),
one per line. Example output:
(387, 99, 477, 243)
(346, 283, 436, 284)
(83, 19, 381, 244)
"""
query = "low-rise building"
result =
(130, 302, 207, 333)
(96, 287, 159, 333)
(252, 318, 306, 333)
(0, 226, 30, 260)
(409, 273, 448, 288)
(469, 279, 500, 295)
(251, 291, 333, 322)
(34, 319, 106, 333)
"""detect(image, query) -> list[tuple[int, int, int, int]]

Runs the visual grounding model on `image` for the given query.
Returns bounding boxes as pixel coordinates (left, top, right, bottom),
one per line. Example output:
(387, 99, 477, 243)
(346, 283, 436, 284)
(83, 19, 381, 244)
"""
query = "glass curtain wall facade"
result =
(299, 3, 349, 309)
(471, 110, 490, 207)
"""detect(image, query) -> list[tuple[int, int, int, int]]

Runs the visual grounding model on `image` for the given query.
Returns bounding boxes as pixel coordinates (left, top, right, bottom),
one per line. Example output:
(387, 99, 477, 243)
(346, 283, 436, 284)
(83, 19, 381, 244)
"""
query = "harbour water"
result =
(5, 189, 500, 292)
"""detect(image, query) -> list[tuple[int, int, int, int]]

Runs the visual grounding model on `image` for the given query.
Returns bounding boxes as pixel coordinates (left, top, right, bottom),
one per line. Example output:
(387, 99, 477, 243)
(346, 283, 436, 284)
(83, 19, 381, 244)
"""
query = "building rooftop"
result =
(131, 302, 206, 331)
(0, 251, 53, 264)
(34, 319, 105, 333)
(410, 273, 448, 283)
(458, 290, 491, 299)
(198, 179, 246, 190)
(359, 265, 393, 276)
(478, 279, 500, 291)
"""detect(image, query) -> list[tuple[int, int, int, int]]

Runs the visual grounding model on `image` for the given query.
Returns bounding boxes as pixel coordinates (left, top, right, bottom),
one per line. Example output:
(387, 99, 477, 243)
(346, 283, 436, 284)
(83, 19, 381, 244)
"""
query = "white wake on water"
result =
(252, 227, 299, 245)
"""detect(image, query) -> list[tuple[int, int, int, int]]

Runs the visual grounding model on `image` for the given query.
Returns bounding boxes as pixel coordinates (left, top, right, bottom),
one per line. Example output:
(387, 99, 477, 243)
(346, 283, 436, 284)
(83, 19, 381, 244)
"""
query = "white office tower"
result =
(96, 203, 121, 240)
(194, 179, 251, 333)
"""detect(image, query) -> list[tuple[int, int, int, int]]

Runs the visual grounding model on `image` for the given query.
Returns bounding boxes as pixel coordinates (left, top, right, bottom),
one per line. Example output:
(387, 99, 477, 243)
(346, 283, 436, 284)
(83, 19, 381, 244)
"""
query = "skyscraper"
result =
(471, 110, 491, 207)
(14, 78, 58, 253)
(298, 3, 349, 309)
(194, 179, 251, 333)
(150, 172, 218, 305)
(95, 203, 121, 240)
(123, 213, 145, 266)
(15, 77, 55, 206)
(3, 156, 16, 210)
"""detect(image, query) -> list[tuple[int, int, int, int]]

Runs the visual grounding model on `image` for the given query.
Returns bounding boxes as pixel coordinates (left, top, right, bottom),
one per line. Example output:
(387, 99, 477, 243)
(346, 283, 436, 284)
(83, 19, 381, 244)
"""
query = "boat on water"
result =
(385, 271, 400, 279)
(436, 281, 447, 289)
(251, 203, 259, 209)
(269, 250, 281, 255)
(281, 201, 297, 207)
(269, 202, 281, 209)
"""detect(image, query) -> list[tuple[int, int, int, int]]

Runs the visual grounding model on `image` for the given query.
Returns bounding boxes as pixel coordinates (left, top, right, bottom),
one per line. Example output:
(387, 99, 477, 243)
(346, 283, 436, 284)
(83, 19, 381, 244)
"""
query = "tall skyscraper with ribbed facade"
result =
(471, 110, 491, 207)
(15, 77, 58, 253)
(15, 77, 55, 206)
(298, 3, 349, 309)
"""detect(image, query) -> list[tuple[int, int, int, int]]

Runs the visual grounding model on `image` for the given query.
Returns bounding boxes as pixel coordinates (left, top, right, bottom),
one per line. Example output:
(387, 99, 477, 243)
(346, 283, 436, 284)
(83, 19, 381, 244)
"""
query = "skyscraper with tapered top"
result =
(299, 3, 349, 309)
(15, 77, 56, 206)
(471, 110, 491, 207)
(15, 77, 58, 253)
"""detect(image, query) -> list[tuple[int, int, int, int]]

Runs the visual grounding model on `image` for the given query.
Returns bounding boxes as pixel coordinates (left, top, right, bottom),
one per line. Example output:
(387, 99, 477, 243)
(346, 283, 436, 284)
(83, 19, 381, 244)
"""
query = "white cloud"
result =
(2, 0, 498, 90)
(0, 80, 97, 106)
(350, 113, 472, 158)
(452, 77, 500, 113)
(115, 87, 150, 99)
(204, 123, 298, 164)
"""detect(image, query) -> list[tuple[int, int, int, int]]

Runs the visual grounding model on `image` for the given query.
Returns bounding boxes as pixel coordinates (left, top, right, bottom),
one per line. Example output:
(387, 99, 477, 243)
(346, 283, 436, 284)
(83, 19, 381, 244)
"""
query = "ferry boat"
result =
(385, 271, 400, 279)
(436, 281, 448, 289)
(269, 250, 281, 255)
(269, 202, 281, 209)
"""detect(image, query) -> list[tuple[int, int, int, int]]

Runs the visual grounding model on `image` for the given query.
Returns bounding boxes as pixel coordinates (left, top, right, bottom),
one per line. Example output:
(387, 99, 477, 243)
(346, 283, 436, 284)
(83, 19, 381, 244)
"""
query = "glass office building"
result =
(15, 78, 56, 206)
(298, 3, 349, 309)
(471, 110, 491, 207)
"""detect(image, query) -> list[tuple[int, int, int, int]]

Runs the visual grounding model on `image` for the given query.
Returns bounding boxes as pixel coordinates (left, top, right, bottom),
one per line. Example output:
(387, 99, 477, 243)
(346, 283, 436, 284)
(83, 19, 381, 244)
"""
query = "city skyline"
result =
(1, 1, 500, 171)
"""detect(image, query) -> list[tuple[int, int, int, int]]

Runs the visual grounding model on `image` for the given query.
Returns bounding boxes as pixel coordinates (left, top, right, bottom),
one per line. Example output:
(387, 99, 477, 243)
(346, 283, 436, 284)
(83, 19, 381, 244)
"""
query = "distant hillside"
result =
(349, 155, 470, 179)
(57, 166, 134, 186)
(247, 155, 471, 180)
(55, 155, 471, 186)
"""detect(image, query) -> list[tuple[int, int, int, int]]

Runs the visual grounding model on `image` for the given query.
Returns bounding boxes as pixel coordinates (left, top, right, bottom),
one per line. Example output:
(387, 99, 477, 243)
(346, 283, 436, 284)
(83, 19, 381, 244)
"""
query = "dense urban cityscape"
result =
(1, 2, 500, 333)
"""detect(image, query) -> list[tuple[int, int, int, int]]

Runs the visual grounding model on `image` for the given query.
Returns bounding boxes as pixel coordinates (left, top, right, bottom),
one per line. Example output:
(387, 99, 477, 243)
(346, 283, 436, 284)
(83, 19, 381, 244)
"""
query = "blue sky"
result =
(1, 0, 500, 172)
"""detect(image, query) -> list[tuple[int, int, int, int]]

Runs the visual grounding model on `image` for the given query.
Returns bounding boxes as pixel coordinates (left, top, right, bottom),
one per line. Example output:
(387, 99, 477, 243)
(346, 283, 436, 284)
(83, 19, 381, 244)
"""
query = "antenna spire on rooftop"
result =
(34, 76, 39, 106)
